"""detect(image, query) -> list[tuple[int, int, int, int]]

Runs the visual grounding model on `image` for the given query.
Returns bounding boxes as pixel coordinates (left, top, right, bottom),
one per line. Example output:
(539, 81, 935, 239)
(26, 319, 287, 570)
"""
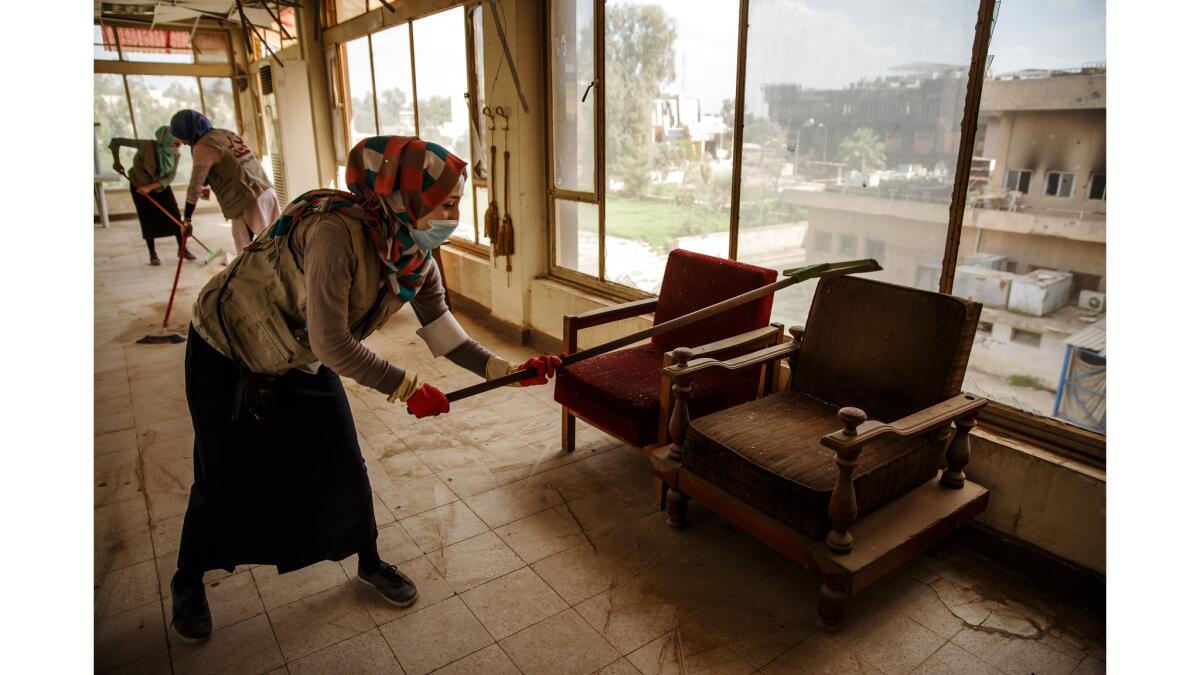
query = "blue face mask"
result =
(410, 220, 458, 251)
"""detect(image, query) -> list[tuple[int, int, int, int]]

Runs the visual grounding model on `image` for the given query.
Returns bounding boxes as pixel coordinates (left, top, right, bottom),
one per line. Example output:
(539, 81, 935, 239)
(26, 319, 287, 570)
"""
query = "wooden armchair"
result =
(555, 250, 783, 458)
(649, 274, 989, 630)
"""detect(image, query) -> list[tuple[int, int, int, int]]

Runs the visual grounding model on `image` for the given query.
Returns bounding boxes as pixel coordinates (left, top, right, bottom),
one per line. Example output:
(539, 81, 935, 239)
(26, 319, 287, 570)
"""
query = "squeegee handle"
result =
(129, 179, 217, 255)
(444, 258, 881, 403)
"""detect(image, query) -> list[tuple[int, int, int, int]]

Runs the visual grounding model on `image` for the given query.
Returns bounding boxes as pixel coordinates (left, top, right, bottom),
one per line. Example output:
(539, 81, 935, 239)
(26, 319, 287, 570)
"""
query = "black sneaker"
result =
(170, 573, 212, 643)
(182, 249, 197, 261)
(150, 256, 161, 266)
(357, 563, 418, 607)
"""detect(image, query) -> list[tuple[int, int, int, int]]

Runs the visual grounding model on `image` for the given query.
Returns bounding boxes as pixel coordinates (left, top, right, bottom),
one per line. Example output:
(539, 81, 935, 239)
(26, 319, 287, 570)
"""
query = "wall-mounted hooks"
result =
(495, 106, 510, 131)
(482, 106, 496, 131)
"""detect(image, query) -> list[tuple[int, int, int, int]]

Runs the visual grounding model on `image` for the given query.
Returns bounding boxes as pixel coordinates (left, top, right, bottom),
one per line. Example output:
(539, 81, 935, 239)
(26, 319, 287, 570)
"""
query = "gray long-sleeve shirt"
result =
(108, 138, 178, 188)
(292, 214, 492, 395)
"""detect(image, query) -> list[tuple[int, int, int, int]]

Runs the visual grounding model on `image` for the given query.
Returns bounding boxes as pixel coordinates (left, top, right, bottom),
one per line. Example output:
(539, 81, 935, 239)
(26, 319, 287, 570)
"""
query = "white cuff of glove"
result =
(485, 356, 521, 387)
(416, 311, 470, 358)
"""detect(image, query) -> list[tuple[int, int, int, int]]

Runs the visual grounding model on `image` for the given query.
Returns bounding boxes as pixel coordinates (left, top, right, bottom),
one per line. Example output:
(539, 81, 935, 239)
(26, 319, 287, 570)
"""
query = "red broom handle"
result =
(138, 189, 216, 254)
(163, 232, 189, 329)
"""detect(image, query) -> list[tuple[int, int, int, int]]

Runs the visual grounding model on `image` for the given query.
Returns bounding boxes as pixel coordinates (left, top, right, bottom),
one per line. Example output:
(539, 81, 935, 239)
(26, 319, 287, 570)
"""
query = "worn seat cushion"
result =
(555, 343, 760, 448)
(681, 390, 947, 541)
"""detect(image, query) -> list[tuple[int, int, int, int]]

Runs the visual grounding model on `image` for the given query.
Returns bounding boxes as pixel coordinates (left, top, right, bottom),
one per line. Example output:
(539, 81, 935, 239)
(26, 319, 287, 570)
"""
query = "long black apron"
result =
(130, 184, 183, 241)
(176, 325, 378, 574)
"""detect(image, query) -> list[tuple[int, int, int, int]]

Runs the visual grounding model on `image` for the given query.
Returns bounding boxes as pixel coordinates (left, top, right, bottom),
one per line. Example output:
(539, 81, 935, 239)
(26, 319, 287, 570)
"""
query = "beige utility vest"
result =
(196, 129, 272, 219)
(191, 213, 405, 375)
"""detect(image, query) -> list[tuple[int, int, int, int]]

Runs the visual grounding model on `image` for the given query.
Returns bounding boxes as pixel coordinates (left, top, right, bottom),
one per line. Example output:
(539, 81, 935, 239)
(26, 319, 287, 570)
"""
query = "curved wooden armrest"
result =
(664, 340, 800, 380)
(820, 393, 988, 452)
(686, 325, 781, 361)
(566, 297, 658, 330)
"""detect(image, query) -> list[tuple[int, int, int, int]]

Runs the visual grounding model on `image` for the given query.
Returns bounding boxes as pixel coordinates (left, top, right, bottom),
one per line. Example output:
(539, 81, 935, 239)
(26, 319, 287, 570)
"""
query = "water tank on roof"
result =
(953, 266, 1015, 308)
(1008, 270, 1073, 317)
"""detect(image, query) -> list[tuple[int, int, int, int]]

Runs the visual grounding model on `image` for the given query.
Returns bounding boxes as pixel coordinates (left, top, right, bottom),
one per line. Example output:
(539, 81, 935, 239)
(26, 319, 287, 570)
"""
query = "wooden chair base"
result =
(649, 446, 989, 630)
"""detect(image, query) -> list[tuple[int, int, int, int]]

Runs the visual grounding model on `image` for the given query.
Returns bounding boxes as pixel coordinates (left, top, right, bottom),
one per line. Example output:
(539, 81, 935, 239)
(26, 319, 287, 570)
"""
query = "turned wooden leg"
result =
(818, 583, 848, 632)
(940, 411, 978, 489)
(562, 409, 576, 454)
(666, 348, 694, 463)
(826, 407, 866, 554)
(666, 488, 689, 529)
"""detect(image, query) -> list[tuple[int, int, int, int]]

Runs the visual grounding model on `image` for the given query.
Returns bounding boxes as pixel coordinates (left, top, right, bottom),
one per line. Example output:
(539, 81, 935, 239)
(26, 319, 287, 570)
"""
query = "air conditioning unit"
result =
(1079, 290, 1106, 312)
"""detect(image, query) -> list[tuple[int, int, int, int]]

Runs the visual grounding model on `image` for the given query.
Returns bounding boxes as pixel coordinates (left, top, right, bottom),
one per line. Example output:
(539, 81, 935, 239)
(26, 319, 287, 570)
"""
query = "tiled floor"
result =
(94, 215, 1105, 674)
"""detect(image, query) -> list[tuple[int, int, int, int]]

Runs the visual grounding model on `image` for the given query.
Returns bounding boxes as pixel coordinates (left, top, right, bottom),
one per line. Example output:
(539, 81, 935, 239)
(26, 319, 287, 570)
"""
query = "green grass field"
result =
(573, 197, 805, 252)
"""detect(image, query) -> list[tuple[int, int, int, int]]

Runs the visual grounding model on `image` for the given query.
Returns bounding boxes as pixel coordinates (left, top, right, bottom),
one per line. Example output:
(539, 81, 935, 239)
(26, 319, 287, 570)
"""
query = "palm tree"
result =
(838, 127, 887, 174)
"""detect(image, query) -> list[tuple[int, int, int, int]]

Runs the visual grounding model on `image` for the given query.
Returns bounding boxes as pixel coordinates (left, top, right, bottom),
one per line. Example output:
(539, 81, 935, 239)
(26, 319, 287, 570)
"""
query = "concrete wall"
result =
(965, 226, 1106, 289)
(271, 48, 322, 202)
(980, 73, 1105, 112)
(969, 429, 1106, 573)
(981, 107, 1106, 213)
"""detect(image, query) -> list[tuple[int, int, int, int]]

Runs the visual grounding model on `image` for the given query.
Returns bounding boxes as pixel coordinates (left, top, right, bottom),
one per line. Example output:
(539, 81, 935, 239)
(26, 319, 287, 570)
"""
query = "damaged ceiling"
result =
(95, 1, 298, 30)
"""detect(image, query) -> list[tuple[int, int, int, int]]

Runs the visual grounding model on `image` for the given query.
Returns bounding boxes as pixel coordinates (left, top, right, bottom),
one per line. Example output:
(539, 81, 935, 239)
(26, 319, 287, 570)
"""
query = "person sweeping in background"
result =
(168, 109, 280, 253)
(109, 126, 195, 266)
(169, 136, 561, 642)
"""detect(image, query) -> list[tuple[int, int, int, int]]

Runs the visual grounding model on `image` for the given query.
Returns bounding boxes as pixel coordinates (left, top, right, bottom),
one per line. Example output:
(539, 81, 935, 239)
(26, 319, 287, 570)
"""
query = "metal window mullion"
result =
(410, 22, 420, 136)
(230, 74, 244, 135)
(938, 0, 996, 294)
(122, 74, 139, 138)
(595, 0, 606, 282)
(197, 76, 208, 118)
(727, 0, 750, 261)
(113, 23, 125, 61)
(544, 1, 557, 274)
(464, 4, 480, 243)
(367, 33, 381, 134)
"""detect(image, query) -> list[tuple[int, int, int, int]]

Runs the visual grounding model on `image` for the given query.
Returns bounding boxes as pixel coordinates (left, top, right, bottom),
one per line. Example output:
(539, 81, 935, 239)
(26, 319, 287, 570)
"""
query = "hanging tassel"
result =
(499, 145, 515, 273)
(483, 143, 500, 246)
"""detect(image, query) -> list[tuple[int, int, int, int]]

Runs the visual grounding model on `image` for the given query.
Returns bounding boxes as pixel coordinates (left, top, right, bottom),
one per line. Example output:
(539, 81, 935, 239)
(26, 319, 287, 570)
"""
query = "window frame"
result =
(326, 2, 492, 256)
(1043, 170, 1075, 198)
(93, 21, 243, 177)
(541, 0, 1106, 463)
(1005, 168, 1032, 194)
(1086, 172, 1106, 200)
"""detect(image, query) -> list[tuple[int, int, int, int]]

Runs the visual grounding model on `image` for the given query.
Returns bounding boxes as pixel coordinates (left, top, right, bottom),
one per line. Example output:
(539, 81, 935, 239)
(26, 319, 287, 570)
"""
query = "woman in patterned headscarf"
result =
(108, 126, 196, 265)
(169, 137, 561, 643)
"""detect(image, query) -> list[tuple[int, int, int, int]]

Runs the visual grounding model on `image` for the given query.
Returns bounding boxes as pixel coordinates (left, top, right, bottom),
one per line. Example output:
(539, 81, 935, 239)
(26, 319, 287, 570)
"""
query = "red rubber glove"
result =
(406, 384, 450, 418)
(515, 355, 563, 386)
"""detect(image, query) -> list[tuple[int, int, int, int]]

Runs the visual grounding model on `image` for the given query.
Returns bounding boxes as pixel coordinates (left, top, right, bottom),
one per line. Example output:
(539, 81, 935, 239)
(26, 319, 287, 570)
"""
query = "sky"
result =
(613, 0, 1107, 117)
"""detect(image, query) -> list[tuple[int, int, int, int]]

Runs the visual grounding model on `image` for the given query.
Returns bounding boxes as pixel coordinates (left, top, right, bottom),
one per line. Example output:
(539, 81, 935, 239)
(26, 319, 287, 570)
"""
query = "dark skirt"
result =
(177, 325, 378, 574)
(131, 184, 183, 241)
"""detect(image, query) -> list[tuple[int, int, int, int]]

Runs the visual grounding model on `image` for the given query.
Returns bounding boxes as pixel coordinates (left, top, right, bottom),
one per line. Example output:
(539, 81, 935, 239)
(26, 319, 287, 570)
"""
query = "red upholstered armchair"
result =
(554, 250, 783, 457)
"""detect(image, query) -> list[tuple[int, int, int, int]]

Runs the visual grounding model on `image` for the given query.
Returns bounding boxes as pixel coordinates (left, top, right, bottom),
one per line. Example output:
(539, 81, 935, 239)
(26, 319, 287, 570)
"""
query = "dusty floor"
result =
(94, 214, 1105, 674)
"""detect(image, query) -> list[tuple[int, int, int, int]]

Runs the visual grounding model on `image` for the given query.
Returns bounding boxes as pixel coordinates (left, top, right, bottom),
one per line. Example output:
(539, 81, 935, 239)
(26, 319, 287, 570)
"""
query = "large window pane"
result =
(94, 74, 134, 188)
(961, 1, 1106, 432)
(555, 200, 600, 277)
(344, 36, 377, 143)
(200, 77, 237, 131)
(602, 0, 739, 293)
(127, 75, 202, 185)
(550, 0, 596, 193)
(414, 8, 476, 242)
(413, 9, 470, 153)
(736, 0, 977, 330)
(370, 25, 416, 137)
